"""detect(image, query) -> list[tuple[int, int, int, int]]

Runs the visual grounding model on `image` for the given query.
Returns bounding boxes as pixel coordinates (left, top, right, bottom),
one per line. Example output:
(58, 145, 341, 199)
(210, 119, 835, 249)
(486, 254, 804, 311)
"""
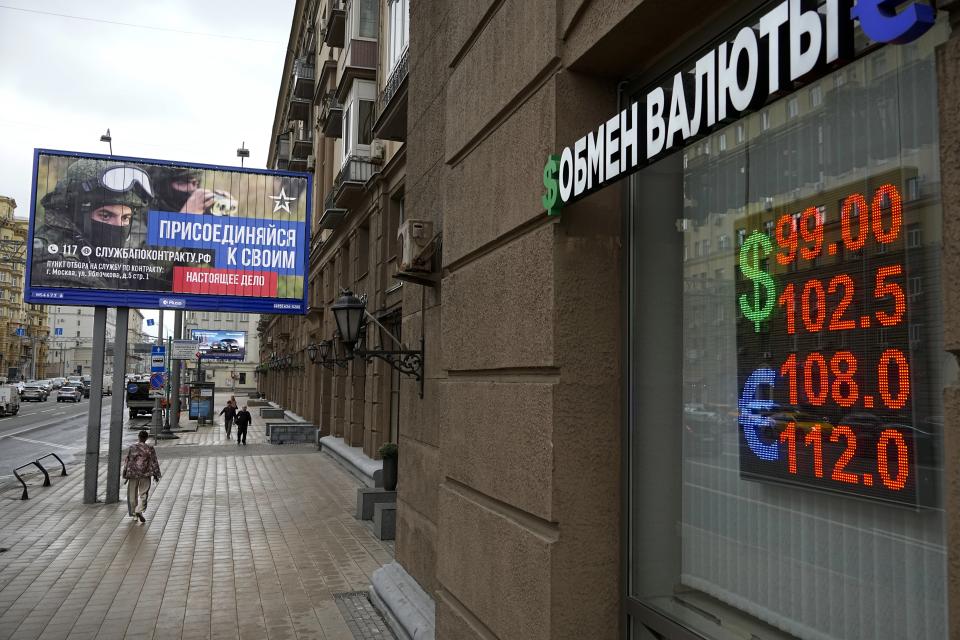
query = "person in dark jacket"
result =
(219, 399, 237, 438)
(234, 405, 252, 445)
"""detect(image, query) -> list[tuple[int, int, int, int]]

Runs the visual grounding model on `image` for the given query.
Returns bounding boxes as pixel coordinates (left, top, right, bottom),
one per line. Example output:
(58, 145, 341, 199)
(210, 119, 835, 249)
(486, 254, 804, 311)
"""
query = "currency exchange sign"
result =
(735, 180, 938, 508)
(25, 149, 312, 314)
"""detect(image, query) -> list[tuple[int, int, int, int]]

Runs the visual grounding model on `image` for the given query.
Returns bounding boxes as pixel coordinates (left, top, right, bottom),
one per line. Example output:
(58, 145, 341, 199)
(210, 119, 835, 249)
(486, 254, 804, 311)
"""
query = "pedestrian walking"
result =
(219, 400, 237, 438)
(235, 405, 252, 445)
(123, 430, 162, 523)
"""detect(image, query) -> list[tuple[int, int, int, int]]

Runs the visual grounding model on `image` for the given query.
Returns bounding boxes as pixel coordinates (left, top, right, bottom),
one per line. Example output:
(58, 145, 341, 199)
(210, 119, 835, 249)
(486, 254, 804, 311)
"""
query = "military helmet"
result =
(40, 159, 152, 215)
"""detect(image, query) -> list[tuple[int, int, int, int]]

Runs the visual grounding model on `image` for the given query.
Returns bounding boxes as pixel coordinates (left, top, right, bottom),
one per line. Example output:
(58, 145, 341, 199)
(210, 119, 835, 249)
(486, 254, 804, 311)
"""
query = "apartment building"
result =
(264, 2, 960, 639)
(183, 310, 259, 393)
(0, 196, 48, 380)
(262, 0, 410, 452)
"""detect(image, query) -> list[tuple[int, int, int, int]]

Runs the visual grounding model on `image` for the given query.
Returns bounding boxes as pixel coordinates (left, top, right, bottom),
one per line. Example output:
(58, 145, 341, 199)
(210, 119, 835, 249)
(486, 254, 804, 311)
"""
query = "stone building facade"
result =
(262, 2, 960, 639)
(0, 196, 48, 380)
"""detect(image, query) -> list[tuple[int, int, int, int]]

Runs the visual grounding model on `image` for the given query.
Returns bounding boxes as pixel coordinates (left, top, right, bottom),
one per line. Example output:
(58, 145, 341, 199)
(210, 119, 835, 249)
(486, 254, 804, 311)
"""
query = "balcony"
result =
(373, 48, 409, 142)
(332, 155, 379, 209)
(289, 92, 311, 122)
(314, 57, 338, 104)
(323, 0, 346, 48)
(319, 93, 344, 137)
(292, 58, 314, 100)
(290, 121, 313, 160)
(274, 138, 291, 171)
(334, 39, 378, 103)
(319, 191, 347, 229)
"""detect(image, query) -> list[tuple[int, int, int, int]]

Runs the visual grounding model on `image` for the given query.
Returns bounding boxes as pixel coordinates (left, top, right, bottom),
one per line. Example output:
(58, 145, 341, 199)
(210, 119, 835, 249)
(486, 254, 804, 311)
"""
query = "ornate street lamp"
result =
(331, 289, 425, 398)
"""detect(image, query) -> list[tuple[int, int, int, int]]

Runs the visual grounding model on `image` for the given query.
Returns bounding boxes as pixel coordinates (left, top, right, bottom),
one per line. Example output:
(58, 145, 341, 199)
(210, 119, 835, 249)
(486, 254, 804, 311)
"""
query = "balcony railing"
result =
(382, 49, 408, 113)
(292, 58, 314, 100)
(334, 155, 378, 191)
(322, 0, 346, 48)
(332, 155, 380, 208)
(319, 93, 343, 138)
(319, 190, 347, 229)
(373, 48, 409, 142)
(291, 121, 313, 160)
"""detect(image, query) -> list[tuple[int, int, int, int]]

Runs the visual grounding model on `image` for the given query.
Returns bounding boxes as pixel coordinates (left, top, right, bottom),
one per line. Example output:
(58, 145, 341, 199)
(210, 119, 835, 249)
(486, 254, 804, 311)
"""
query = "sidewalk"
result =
(0, 416, 396, 640)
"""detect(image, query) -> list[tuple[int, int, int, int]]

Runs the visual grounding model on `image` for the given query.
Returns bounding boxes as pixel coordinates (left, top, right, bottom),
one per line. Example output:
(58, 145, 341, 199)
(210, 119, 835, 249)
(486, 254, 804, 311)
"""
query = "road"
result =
(0, 393, 145, 482)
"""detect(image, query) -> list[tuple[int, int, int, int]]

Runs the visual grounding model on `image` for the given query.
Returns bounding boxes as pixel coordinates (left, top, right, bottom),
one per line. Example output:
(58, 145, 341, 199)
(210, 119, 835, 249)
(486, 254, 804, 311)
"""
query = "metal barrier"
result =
(12, 453, 67, 500)
(36, 453, 67, 480)
(13, 462, 45, 500)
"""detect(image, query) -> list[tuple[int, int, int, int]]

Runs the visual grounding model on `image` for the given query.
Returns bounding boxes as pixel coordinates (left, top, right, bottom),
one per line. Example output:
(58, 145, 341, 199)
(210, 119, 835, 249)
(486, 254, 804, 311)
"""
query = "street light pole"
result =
(100, 129, 113, 156)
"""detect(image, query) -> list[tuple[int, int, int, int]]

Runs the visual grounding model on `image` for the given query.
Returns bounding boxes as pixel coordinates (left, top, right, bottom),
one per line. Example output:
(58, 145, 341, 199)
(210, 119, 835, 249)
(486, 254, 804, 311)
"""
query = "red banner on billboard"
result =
(172, 267, 278, 297)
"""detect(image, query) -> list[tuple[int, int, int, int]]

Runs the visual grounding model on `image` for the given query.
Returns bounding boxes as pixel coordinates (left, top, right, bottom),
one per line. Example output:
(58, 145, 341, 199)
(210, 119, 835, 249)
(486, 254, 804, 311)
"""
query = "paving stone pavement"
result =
(0, 432, 395, 640)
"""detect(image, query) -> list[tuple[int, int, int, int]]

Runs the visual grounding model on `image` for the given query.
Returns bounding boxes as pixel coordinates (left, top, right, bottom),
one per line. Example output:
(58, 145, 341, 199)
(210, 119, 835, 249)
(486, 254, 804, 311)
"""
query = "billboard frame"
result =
(25, 148, 312, 315)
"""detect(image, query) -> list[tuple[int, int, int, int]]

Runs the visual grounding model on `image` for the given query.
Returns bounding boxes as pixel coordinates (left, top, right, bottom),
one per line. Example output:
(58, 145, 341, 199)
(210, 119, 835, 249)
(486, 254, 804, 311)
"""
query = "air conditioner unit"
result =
(398, 219, 434, 272)
(371, 141, 385, 160)
(306, 155, 315, 170)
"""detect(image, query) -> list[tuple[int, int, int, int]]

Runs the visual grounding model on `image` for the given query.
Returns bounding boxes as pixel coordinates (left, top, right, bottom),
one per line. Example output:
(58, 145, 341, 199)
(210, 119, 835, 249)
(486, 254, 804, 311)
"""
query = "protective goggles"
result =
(82, 166, 154, 198)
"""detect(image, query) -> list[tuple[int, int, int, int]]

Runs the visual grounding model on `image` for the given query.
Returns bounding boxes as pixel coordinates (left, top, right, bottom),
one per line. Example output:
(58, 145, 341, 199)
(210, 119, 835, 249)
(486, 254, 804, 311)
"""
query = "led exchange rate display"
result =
(736, 174, 939, 507)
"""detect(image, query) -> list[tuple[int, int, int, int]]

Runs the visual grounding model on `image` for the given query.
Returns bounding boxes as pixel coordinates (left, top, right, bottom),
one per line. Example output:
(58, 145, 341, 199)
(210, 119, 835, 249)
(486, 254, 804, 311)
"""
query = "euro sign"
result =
(738, 231, 775, 332)
(851, 0, 936, 45)
(739, 368, 779, 461)
(542, 154, 562, 217)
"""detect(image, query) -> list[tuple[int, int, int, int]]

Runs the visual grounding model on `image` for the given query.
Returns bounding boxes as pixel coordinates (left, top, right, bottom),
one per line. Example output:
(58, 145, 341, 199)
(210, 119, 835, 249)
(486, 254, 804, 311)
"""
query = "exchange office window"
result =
(628, 21, 949, 640)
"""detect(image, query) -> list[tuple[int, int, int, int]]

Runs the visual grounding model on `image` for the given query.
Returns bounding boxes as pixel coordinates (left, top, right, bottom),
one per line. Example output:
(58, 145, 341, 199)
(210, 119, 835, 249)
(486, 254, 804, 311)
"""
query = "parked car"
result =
(21, 384, 47, 402)
(57, 385, 83, 403)
(0, 384, 20, 415)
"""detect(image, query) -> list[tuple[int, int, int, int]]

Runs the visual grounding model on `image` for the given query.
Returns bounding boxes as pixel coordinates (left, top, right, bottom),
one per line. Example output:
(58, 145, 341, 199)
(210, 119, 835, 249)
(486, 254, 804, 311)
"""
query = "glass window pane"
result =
(628, 21, 950, 640)
(358, 100, 374, 145)
(359, 0, 378, 38)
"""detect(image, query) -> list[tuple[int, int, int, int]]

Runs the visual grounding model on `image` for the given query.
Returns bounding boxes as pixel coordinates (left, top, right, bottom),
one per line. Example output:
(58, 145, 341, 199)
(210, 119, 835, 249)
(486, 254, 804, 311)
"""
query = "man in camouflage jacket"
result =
(123, 430, 162, 522)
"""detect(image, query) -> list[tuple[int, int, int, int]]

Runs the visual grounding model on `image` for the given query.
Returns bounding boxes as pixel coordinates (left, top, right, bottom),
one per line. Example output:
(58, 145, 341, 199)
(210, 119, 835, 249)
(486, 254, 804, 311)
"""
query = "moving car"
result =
(21, 384, 48, 402)
(0, 384, 20, 416)
(57, 385, 83, 403)
(126, 380, 154, 419)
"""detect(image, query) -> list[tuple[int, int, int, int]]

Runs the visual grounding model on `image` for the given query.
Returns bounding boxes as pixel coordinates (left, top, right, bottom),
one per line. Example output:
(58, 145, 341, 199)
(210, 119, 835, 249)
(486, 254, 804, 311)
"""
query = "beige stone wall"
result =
(403, 1, 626, 637)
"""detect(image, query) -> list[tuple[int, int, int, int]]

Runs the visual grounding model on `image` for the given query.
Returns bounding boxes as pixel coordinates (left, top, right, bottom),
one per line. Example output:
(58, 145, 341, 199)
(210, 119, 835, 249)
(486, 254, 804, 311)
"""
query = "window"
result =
(810, 85, 823, 107)
(239, 372, 246, 385)
(347, 0, 378, 39)
(342, 80, 377, 163)
(787, 96, 799, 118)
(628, 32, 947, 640)
(718, 134, 727, 151)
(908, 223, 921, 248)
(388, 0, 409, 70)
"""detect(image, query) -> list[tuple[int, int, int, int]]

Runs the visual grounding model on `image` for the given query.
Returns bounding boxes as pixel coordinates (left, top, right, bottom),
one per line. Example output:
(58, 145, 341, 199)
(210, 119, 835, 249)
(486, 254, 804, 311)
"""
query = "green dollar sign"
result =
(542, 154, 562, 217)
(738, 231, 776, 332)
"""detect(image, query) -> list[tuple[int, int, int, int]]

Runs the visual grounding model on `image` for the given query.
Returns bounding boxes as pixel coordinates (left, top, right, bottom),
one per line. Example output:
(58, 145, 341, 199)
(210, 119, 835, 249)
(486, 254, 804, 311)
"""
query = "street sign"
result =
(54, 327, 63, 336)
(150, 372, 164, 389)
(147, 319, 155, 327)
(15, 328, 24, 337)
(151, 345, 166, 371)
(170, 339, 201, 360)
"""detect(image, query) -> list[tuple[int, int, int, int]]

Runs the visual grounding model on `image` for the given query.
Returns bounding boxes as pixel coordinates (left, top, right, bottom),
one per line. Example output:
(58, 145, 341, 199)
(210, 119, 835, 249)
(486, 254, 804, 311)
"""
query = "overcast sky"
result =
(0, 0, 295, 337)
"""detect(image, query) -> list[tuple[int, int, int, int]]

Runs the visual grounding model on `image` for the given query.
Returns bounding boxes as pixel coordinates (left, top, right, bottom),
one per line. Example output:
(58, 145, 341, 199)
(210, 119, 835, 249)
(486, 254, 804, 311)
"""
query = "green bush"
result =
(378, 442, 398, 459)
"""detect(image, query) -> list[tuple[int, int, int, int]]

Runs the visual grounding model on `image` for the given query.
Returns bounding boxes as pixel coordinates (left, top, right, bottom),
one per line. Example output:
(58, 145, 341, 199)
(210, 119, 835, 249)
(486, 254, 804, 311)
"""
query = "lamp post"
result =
(329, 290, 425, 397)
(100, 129, 113, 156)
(237, 142, 250, 168)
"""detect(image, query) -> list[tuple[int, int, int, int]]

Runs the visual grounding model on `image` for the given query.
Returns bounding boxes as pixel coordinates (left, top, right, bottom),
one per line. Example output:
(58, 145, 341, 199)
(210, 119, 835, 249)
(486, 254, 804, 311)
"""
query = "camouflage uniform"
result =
(34, 159, 150, 289)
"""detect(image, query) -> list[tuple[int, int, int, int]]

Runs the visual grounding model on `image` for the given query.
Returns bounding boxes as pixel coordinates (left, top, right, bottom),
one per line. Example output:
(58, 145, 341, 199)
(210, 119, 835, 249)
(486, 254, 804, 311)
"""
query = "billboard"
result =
(26, 149, 311, 314)
(191, 329, 246, 361)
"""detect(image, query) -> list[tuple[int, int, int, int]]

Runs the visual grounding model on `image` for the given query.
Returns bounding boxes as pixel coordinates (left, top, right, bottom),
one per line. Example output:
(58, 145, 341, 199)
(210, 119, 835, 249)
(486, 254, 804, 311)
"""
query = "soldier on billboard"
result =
(147, 166, 237, 216)
(34, 159, 152, 288)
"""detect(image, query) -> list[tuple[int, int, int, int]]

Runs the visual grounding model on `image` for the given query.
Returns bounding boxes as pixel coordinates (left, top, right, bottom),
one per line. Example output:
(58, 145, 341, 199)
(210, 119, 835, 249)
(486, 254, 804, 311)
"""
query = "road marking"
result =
(9, 436, 75, 450)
